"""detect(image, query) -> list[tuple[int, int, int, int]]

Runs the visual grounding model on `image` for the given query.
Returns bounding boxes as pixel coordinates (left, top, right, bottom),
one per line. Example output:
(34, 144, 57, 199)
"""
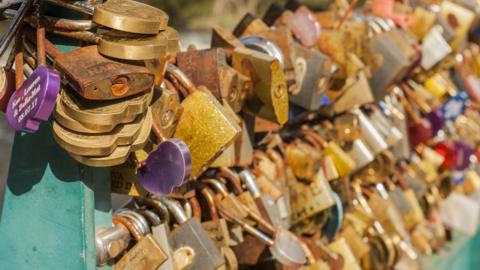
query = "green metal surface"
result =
(0, 120, 111, 269)
(423, 229, 480, 270)
(0, 13, 112, 267)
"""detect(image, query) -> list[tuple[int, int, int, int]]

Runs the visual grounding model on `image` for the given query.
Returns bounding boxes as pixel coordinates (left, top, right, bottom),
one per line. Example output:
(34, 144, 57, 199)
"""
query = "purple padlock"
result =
(453, 141, 474, 171)
(138, 139, 192, 195)
(6, 66, 60, 132)
(425, 109, 445, 135)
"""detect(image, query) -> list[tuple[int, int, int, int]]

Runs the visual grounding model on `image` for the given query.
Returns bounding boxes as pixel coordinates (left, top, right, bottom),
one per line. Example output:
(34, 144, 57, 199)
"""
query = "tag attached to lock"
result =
(6, 66, 60, 132)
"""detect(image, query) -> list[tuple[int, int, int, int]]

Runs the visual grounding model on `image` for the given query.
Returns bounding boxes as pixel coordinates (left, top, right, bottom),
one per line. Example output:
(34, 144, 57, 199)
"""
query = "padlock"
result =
(285, 139, 321, 181)
(367, 20, 411, 101)
(137, 139, 192, 195)
(239, 169, 284, 230)
(160, 197, 225, 270)
(217, 167, 261, 224)
(68, 111, 152, 167)
(150, 86, 183, 141)
(306, 128, 357, 177)
(6, 6, 60, 132)
(328, 237, 362, 270)
(198, 186, 233, 249)
(289, 43, 334, 111)
(421, 25, 452, 70)
(265, 149, 292, 229)
(352, 109, 388, 155)
(343, 138, 375, 171)
(239, 35, 286, 71)
(240, 28, 293, 94)
(232, 12, 270, 38)
(45, 43, 155, 100)
(202, 179, 249, 222)
(218, 64, 251, 113)
(289, 169, 336, 225)
(210, 103, 253, 167)
(95, 225, 131, 266)
(58, 85, 153, 131)
(263, 1, 321, 48)
(402, 83, 445, 135)
(176, 48, 228, 101)
(110, 151, 150, 197)
(409, 6, 436, 40)
(216, 196, 307, 268)
(167, 64, 241, 179)
(393, 87, 433, 148)
(231, 47, 289, 124)
(211, 25, 245, 49)
(383, 93, 411, 159)
(339, 226, 370, 261)
(439, 1, 475, 51)
(331, 70, 375, 114)
(53, 110, 151, 156)
(366, 105, 404, 147)
(112, 215, 168, 270)
(92, 0, 169, 34)
(98, 30, 168, 60)
(133, 206, 177, 270)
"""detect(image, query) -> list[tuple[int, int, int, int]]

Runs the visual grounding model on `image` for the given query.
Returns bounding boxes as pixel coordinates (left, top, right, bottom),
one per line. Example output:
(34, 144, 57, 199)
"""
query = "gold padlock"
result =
(167, 64, 241, 179)
(232, 47, 289, 125)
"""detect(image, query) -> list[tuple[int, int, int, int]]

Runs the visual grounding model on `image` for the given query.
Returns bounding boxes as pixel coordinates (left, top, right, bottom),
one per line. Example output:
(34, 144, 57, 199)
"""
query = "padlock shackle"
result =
(239, 170, 262, 198)
(112, 215, 143, 241)
(188, 196, 202, 220)
(159, 197, 189, 224)
(199, 187, 219, 221)
(45, 0, 94, 15)
(136, 197, 170, 225)
(35, 1, 46, 67)
(4, 9, 93, 32)
(14, 40, 23, 89)
(217, 167, 243, 195)
(202, 178, 229, 197)
(116, 209, 151, 236)
(214, 194, 274, 246)
(166, 64, 196, 95)
(239, 35, 286, 70)
(179, 198, 194, 220)
(136, 208, 162, 226)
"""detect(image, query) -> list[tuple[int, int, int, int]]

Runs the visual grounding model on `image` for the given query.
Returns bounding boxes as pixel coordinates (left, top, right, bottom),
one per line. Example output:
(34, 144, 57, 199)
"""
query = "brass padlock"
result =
(112, 215, 167, 270)
(167, 64, 241, 179)
(92, 0, 169, 34)
(150, 86, 183, 141)
(285, 139, 321, 181)
(241, 26, 297, 88)
(290, 170, 336, 225)
(231, 47, 288, 124)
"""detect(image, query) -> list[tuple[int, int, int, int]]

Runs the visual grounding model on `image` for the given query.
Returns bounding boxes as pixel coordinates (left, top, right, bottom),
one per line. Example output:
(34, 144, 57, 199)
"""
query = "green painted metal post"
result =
(0, 119, 112, 269)
(0, 3, 112, 266)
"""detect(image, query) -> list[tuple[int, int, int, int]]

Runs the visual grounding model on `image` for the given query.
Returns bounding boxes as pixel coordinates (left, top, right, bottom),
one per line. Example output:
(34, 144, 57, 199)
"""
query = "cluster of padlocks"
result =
(2, 0, 480, 269)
